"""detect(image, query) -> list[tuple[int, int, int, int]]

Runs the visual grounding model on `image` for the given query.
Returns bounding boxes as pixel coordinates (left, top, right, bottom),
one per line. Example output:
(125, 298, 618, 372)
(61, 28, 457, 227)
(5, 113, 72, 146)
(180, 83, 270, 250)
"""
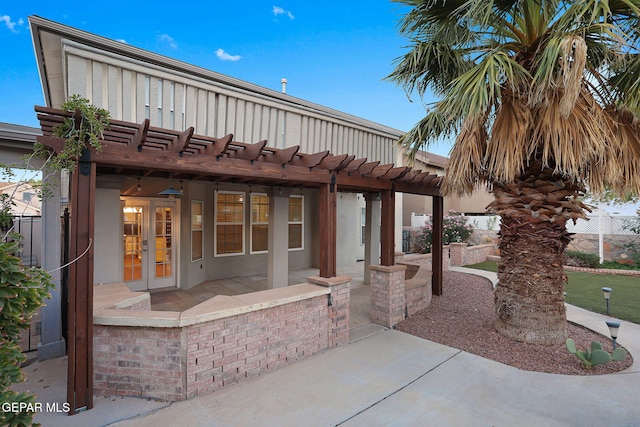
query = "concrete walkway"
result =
(15, 268, 640, 427)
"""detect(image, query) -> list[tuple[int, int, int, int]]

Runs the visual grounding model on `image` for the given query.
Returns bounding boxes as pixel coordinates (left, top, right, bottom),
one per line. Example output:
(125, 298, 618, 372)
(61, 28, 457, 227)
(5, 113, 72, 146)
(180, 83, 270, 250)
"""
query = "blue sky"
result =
(0, 1, 453, 156)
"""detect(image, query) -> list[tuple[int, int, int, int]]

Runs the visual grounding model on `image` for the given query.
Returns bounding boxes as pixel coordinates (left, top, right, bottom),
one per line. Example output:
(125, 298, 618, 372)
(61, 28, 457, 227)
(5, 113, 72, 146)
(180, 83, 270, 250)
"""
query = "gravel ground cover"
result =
(395, 271, 633, 375)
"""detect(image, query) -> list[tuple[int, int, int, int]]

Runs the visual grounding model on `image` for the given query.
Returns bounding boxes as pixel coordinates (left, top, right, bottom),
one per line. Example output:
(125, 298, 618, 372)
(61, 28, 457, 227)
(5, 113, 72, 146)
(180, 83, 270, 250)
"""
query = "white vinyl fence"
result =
(410, 212, 638, 235)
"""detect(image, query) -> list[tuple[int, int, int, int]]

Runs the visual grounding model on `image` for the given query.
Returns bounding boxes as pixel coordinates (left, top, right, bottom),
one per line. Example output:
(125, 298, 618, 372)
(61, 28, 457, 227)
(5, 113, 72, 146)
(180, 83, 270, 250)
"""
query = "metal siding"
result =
(64, 46, 398, 163)
(225, 96, 236, 138)
(216, 94, 226, 136)
(196, 88, 207, 134)
(91, 61, 102, 107)
(135, 73, 146, 123)
(148, 76, 159, 126)
(260, 105, 270, 142)
(237, 99, 247, 141)
(269, 108, 279, 147)
(185, 85, 197, 130)
(66, 54, 87, 100)
(207, 91, 217, 136)
(109, 65, 121, 120)
(163, 79, 173, 130)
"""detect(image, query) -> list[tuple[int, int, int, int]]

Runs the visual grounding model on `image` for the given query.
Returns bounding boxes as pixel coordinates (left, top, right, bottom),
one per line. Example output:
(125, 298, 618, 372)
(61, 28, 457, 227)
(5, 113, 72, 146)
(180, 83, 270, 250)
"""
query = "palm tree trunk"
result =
(491, 163, 585, 345)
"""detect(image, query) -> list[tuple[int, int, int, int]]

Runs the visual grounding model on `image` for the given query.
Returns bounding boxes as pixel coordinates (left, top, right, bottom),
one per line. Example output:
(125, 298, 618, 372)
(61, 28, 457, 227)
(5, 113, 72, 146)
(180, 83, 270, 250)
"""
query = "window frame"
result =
(250, 193, 269, 254)
(288, 195, 304, 251)
(214, 190, 245, 257)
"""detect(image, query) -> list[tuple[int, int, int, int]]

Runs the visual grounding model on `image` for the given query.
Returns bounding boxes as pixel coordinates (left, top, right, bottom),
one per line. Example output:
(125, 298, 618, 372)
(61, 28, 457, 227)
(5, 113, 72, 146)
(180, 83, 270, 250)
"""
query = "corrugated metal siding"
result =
(63, 47, 398, 163)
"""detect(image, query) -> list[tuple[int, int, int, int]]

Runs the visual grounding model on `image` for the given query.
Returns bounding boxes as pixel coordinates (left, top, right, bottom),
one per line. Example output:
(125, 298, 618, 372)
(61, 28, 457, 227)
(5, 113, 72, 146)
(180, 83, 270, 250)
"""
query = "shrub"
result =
(0, 241, 54, 426)
(565, 250, 600, 268)
(414, 210, 475, 253)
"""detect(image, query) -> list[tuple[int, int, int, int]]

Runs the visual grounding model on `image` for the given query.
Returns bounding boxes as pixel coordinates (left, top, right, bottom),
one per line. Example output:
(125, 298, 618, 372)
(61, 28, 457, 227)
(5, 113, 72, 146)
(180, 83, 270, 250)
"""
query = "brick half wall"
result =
(93, 281, 350, 401)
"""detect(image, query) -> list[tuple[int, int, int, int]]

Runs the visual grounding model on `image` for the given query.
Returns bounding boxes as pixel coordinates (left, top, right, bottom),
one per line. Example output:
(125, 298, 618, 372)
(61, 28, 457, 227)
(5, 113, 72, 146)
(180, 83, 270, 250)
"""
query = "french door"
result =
(122, 198, 178, 290)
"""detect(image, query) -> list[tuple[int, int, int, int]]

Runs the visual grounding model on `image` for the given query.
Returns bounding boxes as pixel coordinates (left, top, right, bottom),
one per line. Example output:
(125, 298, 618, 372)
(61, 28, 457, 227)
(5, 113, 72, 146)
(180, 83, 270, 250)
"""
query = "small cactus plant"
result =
(566, 338, 628, 368)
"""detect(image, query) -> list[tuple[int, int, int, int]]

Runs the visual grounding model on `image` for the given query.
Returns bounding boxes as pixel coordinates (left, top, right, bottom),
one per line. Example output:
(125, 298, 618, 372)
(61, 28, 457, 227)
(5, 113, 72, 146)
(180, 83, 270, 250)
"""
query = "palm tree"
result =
(388, 0, 640, 345)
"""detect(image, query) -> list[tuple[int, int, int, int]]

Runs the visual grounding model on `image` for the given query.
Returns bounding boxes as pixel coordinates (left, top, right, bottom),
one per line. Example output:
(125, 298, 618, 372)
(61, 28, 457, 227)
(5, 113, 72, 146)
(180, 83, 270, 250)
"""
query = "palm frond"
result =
(397, 105, 462, 163)
(441, 116, 488, 196)
(441, 50, 530, 120)
(484, 93, 532, 184)
(531, 90, 612, 181)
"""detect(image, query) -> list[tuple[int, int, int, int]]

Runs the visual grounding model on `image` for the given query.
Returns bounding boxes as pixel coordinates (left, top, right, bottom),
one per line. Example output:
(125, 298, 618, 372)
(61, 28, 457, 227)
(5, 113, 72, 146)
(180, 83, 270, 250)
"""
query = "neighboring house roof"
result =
(0, 122, 41, 149)
(28, 16, 404, 140)
(415, 150, 449, 170)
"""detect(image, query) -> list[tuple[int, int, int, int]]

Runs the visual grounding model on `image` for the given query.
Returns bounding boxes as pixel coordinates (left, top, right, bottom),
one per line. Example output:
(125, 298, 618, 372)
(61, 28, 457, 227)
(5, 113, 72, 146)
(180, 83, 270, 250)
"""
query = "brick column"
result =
(307, 275, 351, 347)
(369, 264, 406, 328)
(449, 243, 468, 267)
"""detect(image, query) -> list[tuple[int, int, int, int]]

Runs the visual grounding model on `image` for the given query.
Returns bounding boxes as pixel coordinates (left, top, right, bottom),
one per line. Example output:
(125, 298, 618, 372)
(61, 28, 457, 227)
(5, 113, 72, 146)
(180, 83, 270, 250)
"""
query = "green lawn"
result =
(465, 260, 640, 324)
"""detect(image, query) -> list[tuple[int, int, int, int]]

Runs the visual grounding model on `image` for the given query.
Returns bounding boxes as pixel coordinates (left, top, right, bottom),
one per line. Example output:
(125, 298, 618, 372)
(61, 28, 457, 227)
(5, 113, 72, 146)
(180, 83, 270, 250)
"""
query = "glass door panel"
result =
(122, 199, 177, 290)
(123, 205, 144, 283)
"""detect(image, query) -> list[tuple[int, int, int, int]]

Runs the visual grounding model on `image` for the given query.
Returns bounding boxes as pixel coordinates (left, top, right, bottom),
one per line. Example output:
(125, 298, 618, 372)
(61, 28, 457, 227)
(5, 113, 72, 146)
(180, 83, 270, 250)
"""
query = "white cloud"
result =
(272, 6, 295, 20)
(1, 15, 24, 33)
(116, 39, 127, 44)
(215, 48, 241, 62)
(158, 33, 178, 49)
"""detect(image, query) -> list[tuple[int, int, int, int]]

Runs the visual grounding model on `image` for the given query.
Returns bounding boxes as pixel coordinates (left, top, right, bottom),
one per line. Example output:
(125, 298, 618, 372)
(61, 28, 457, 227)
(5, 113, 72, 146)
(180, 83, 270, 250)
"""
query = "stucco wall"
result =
(95, 184, 124, 284)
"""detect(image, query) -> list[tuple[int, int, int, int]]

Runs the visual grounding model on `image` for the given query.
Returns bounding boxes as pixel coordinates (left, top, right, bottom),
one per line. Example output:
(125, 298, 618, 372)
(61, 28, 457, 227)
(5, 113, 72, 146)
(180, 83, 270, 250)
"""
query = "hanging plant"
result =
(34, 94, 110, 172)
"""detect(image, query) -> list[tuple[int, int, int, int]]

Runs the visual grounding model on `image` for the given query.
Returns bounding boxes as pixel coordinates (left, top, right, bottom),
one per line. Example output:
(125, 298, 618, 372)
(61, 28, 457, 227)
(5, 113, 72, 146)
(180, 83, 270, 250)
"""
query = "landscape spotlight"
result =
(601, 287, 612, 315)
(605, 321, 621, 349)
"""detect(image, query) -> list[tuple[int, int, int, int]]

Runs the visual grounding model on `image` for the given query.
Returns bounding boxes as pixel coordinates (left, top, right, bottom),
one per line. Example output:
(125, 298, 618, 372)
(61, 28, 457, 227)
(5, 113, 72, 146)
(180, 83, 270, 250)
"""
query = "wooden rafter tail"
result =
(317, 153, 349, 171)
(357, 161, 380, 176)
(227, 140, 267, 161)
(385, 166, 410, 180)
(203, 134, 233, 157)
(261, 145, 300, 165)
(369, 163, 394, 178)
(397, 169, 421, 182)
(134, 119, 151, 151)
(344, 157, 367, 174)
(421, 174, 438, 185)
(409, 171, 431, 184)
(431, 176, 443, 186)
(290, 150, 329, 168)
(175, 127, 195, 156)
(333, 154, 355, 172)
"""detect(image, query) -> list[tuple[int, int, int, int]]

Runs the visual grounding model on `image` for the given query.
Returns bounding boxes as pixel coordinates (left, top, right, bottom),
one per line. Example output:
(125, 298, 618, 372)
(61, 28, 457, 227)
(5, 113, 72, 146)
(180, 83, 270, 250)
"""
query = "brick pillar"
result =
(369, 264, 406, 328)
(307, 275, 351, 347)
(449, 243, 468, 267)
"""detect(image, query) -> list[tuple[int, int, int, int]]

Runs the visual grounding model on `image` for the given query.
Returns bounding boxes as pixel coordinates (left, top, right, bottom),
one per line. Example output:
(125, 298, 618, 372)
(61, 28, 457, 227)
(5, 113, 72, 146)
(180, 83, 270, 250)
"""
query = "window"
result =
(250, 194, 269, 253)
(288, 195, 303, 250)
(215, 191, 244, 256)
(191, 200, 203, 261)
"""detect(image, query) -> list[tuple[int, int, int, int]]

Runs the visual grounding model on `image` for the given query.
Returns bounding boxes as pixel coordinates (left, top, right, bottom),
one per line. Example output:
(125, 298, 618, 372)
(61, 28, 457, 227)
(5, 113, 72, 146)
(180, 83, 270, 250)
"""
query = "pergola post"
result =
(319, 181, 337, 278)
(67, 149, 96, 414)
(432, 195, 444, 296)
(380, 188, 395, 266)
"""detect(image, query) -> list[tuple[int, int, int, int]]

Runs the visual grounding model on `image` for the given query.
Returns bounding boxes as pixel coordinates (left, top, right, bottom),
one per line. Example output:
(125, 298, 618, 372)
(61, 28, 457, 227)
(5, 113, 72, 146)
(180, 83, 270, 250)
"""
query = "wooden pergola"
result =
(35, 105, 444, 414)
